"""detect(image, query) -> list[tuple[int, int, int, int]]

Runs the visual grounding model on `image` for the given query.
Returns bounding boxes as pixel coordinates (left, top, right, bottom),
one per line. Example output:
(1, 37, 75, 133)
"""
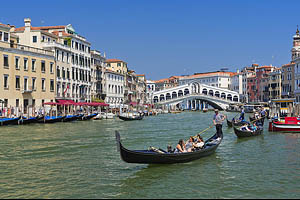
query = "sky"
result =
(1, 0, 299, 80)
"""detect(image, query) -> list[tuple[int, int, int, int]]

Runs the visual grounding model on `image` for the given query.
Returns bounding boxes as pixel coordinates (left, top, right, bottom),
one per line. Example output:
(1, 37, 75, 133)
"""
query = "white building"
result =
(293, 27, 300, 102)
(91, 50, 106, 100)
(104, 69, 125, 107)
(230, 71, 243, 95)
(179, 71, 233, 90)
(146, 80, 156, 104)
(13, 18, 92, 102)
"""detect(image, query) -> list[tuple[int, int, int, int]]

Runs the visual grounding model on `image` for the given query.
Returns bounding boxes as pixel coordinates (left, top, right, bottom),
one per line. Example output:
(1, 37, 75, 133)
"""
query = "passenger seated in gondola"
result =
(167, 145, 174, 153)
(174, 139, 187, 153)
(194, 134, 205, 149)
(185, 137, 195, 152)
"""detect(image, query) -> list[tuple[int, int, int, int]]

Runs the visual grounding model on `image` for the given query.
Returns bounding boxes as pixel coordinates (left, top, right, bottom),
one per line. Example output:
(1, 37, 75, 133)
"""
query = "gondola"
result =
(115, 131, 223, 164)
(18, 116, 44, 125)
(0, 117, 21, 126)
(63, 114, 83, 122)
(118, 115, 144, 121)
(227, 119, 233, 127)
(80, 113, 97, 121)
(38, 116, 66, 124)
(233, 125, 263, 138)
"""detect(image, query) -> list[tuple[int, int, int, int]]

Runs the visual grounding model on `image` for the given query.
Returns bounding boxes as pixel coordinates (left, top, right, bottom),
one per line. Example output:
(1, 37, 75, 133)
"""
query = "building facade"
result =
(91, 50, 106, 101)
(268, 68, 282, 100)
(292, 27, 300, 102)
(281, 62, 295, 98)
(104, 69, 125, 107)
(0, 23, 55, 116)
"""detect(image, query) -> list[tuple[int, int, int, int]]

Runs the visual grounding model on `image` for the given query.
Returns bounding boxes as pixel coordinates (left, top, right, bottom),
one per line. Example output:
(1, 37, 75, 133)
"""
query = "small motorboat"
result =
(115, 131, 223, 164)
(0, 117, 22, 126)
(233, 125, 263, 138)
(269, 117, 300, 132)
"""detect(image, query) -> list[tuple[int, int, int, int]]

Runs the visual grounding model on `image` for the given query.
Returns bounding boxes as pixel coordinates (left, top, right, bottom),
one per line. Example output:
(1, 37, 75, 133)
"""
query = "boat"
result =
(115, 131, 223, 164)
(63, 114, 83, 122)
(118, 115, 144, 121)
(269, 117, 300, 132)
(18, 116, 44, 125)
(227, 119, 233, 127)
(38, 116, 66, 124)
(233, 125, 263, 138)
(203, 108, 208, 113)
(81, 113, 97, 121)
(0, 117, 22, 126)
(170, 110, 182, 114)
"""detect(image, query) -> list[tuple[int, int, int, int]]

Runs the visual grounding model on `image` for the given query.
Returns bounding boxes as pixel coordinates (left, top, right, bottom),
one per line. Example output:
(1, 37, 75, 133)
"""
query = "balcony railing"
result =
(10, 43, 54, 57)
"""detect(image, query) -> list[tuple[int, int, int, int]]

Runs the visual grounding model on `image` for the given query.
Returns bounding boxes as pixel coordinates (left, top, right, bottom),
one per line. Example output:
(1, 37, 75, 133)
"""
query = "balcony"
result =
(22, 86, 34, 94)
(10, 43, 54, 57)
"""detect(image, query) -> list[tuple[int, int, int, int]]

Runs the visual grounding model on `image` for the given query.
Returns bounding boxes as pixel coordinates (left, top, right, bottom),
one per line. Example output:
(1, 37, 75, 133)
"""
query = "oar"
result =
(197, 125, 214, 135)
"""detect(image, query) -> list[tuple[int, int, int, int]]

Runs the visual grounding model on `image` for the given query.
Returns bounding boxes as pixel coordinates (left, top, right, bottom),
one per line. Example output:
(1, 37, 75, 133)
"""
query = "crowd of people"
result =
(171, 134, 205, 153)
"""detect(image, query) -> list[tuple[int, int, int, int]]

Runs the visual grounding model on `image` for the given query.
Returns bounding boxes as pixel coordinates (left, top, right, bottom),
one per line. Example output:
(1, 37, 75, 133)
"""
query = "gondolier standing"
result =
(213, 109, 226, 137)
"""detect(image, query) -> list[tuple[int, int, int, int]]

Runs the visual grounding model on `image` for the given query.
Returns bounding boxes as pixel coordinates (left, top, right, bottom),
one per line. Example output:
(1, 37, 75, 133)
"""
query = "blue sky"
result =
(1, 0, 299, 80)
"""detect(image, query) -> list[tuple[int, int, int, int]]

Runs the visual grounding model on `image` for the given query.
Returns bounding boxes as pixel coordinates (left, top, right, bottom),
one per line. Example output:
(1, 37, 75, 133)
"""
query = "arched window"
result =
(209, 90, 214, 96)
(215, 91, 220, 97)
(154, 96, 159, 103)
(202, 88, 208, 95)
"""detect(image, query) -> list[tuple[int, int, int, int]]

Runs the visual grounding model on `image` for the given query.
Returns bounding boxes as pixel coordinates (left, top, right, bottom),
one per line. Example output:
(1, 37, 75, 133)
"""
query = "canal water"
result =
(0, 112, 299, 199)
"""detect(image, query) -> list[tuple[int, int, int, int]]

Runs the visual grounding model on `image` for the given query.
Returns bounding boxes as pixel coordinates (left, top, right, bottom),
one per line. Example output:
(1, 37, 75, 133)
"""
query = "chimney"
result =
(24, 18, 31, 27)
(10, 25, 15, 32)
(24, 18, 31, 32)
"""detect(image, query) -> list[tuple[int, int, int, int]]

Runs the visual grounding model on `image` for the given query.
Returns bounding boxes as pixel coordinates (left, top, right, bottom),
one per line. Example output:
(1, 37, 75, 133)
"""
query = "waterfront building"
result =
(103, 69, 125, 108)
(154, 76, 182, 91)
(178, 71, 233, 90)
(105, 59, 128, 75)
(13, 18, 92, 102)
(136, 74, 147, 105)
(268, 68, 282, 100)
(91, 50, 106, 101)
(246, 65, 275, 102)
(0, 23, 55, 115)
(229, 71, 243, 98)
(292, 27, 300, 102)
(241, 65, 257, 102)
(281, 62, 295, 99)
(146, 80, 156, 104)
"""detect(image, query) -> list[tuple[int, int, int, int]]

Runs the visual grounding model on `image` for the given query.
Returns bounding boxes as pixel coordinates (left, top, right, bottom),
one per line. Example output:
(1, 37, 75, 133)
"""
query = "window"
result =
(24, 58, 28, 71)
(32, 59, 36, 71)
(16, 76, 20, 89)
(41, 61, 46, 73)
(50, 62, 54, 73)
(57, 66, 60, 78)
(42, 79, 46, 91)
(16, 99, 19, 107)
(4, 75, 9, 89)
(15, 57, 20, 69)
(62, 52, 64, 62)
(50, 79, 54, 92)
(33, 36, 37, 43)
(0, 31, 2, 41)
(4, 32, 9, 42)
(24, 77, 28, 91)
(32, 77, 36, 90)
(4, 55, 9, 67)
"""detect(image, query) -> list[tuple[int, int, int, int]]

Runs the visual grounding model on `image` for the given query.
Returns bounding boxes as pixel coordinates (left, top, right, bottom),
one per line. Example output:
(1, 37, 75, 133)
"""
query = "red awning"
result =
(75, 102, 109, 107)
(44, 102, 58, 105)
(57, 100, 76, 105)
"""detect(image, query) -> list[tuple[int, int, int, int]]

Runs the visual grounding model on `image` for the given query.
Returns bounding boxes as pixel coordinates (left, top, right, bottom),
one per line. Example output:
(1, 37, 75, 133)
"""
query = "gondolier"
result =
(213, 109, 226, 137)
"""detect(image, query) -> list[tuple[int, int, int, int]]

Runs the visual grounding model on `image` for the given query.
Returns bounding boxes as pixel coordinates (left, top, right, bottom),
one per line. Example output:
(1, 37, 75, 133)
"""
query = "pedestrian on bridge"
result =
(213, 109, 226, 137)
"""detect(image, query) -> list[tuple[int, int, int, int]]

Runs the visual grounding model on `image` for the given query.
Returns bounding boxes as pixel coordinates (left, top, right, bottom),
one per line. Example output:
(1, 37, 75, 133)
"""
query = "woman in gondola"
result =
(185, 137, 195, 152)
(174, 139, 187, 153)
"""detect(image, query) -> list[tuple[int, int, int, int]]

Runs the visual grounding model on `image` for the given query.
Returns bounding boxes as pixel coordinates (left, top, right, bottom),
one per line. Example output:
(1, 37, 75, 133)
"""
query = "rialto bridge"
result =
(152, 82, 240, 110)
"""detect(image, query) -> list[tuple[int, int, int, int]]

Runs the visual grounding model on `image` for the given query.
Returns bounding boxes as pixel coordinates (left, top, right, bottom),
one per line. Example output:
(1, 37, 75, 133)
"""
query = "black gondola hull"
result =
(116, 131, 223, 164)
(38, 116, 66, 124)
(118, 115, 144, 121)
(233, 126, 263, 138)
(0, 117, 21, 126)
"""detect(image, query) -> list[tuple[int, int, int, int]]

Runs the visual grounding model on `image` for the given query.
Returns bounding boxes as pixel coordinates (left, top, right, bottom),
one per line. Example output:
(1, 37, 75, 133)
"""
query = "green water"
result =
(0, 112, 299, 199)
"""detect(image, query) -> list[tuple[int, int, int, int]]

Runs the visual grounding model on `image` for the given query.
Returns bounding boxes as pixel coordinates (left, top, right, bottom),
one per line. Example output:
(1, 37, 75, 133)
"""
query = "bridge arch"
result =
(172, 91, 177, 99)
(221, 92, 226, 99)
(178, 90, 183, 97)
(153, 96, 159, 103)
(227, 94, 232, 101)
(233, 95, 239, 102)
(184, 88, 190, 95)
(215, 91, 220, 98)
(166, 93, 171, 100)
(209, 90, 214, 96)
(202, 88, 208, 95)
(160, 94, 165, 101)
